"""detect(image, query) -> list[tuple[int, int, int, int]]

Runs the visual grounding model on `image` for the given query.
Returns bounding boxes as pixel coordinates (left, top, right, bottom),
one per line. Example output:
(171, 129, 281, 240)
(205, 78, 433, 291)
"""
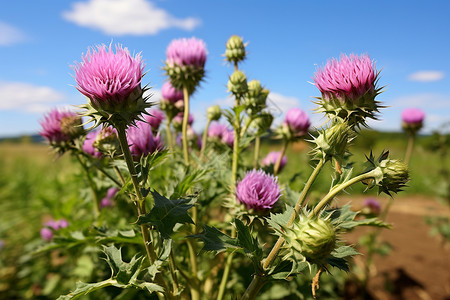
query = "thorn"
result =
(312, 267, 323, 299)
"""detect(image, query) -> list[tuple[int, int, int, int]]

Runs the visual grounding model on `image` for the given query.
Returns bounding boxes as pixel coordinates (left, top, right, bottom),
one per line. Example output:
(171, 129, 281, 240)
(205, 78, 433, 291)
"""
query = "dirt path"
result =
(335, 195, 450, 300)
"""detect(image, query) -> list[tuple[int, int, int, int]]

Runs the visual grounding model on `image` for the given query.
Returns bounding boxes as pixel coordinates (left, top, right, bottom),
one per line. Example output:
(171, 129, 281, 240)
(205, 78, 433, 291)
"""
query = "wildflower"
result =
(244, 80, 269, 115)
(283, 108, 310, 138)
(94, 126, 120, 155)
(401, 108, 425, 134)
(362, 198, 381, 215)
(206, 105, 222, 121)
(225, 35, 246, 64)
(311, 120, 353, 161)
(126, 121, 164, 158)
(74, 44, 151, 128)
(39, 108, 83, 147)
(227, 70, 248, 98)
(313, 54, 382, 127)
(262, 151, 287, 171)
(164, 37, 207, 94)
(208, 122, 228, 140)
(145, 109, 165, 130)
(172, 113, 194, 132)
(40, 228, 53, 241)
(236, 169, 281, 210)
(161, 81, 184, 103)
(100, 187, 119, 209)
(83, 130, 102, 158)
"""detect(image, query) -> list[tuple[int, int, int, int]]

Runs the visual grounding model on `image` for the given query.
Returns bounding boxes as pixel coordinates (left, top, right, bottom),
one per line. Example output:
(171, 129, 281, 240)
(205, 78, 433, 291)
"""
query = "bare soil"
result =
(336, 195, 450, 300)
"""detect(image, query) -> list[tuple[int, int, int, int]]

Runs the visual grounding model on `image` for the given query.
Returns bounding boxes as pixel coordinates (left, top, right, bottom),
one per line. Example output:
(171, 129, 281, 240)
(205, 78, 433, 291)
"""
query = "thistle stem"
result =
(240, 275, 266, 300)
(273, 139, 289, 176)
(115, 125, 171, 298)
(200, 118, 212, 160)
(182, 87, 190, 165)
(404, 133, 415, 165)
(310, 168, 382, 217)
(75, 153, 100, 219)
(166, 118, 175, 153)
(253, 136, 261, 169)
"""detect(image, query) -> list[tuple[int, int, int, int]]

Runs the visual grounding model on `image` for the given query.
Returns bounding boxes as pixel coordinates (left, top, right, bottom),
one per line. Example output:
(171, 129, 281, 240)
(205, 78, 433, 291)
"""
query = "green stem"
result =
(115, 125, 171, 298)
(93, 162, 122, 187)
(216, 233, 235, 300)
(273, 139, 288, 176)
(310, 168, 382, 216)
(240, 275, 266, 300)
(240, 116, 253, 138)
(166, 118, 174, 153)
(200, 118, 212, 160)
(253, 136, 261, 169)
(262, 158, 325, 271)
(182, 87, 190, 165)
(75, 154, 100, 219)
(404, 133, 415, 165)
(168, 251, 180, 297)
(113, 166, 126, 186)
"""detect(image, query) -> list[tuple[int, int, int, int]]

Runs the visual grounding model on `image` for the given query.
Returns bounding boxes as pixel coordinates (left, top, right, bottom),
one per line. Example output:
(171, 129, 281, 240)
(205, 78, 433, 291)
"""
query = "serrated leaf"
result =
(138, 282, 164, 293)
(190, 225, 239, 253)
(137, 190, 194, 239)
(170, 168, 208, 200)
(326, 245, 359, 271)
(103, 245, 144, 285)
(57, 279, 116, 300)
(235, 219, 263, 259)
(327, 204, 389, 230)
(266, 205, 294, 233)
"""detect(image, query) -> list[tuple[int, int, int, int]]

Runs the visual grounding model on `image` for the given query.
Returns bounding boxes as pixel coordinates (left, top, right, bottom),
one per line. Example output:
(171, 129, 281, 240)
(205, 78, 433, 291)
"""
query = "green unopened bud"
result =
(207, 105, 221, 121)
(245, 80, 269, 115)
(364, 150, 410, 195)
(94, 127, 120, 155)
(60, 115, 85, 140)
(312, 121, 353, 160)
(283, 215, 336, 264)
(227, 70, 248, 97)
(225, 35, 246, 64)
(253, 112, 274, 135)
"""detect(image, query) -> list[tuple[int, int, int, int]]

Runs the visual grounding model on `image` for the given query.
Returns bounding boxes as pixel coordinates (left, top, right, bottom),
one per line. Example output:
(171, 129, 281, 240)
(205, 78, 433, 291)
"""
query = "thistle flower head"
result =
(261, 151, 287, 171)
(83, 130, 102, 158)
(236, 169, 281, 211)
(101, 187, 119, 209)
(227, 70, 248, 98)
(313, 54, 382, 127)
(145, 109, 165, 130)
(208, 122, 234, 147)
(311, 120, 353, 161)
(93, 126, 120, 155)
(364, 150, 410, 195)
(161, 81, 184, 103)
(362, 198, 381, 215)
(282, 214, 336, 265)
(126, 121, 164, 158)
(74, 44, 151, 128)
(244, 80, 269, 115)
(401, 108, 425, 134)
(40, 109, 83, 150)
(172, 112, 194, 131)
(283, 108, 310, 138)
(40, 228, 53, 241)
(206, 105, 222, 121)
(164, 37, 207, 94)
(253, 112, 274, 135)
(225, 35, 247, 64)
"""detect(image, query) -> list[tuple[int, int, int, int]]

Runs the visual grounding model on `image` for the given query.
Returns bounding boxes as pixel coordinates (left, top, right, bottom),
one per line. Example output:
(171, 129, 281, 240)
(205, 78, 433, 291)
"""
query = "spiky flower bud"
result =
(74, 44, 151, 129)
(244, 80, 269, 115)
(281, 108, 310, 140)
(313, 54, 382, 128)
(206, 105, 222, 121)
(311, 121, 353, 160)
(83, 130, 102, 158)
(401, 108, 425, 135)
(227, 70, 248, 98)
(163, 37, 207, 95)
(93, 127, 120, 155)
(225, 35, 246, 64)
(253, 112, 274, 135)
(282, 214, 336, 264)
(364, 150, 410, 195)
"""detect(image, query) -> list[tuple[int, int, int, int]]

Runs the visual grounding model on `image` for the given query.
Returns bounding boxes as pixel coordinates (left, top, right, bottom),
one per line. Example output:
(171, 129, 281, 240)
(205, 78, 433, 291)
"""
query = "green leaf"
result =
(137, 282, 164, 293)
(327, 204, 390, 230)
(170, 168, 208, 199)
(266, 205, 294, 233)
(57, 279, 117, 300)
(103, 245, 144, 285)
(190, 225, 239, 253)
(137, 190, 194, 239)
(326, 245, 359, 271)
(235, 219, 263, 261)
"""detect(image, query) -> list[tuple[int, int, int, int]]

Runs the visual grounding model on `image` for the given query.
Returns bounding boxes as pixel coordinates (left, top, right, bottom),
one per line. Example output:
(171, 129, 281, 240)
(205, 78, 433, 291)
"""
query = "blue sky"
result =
(0, 0, 449, 137)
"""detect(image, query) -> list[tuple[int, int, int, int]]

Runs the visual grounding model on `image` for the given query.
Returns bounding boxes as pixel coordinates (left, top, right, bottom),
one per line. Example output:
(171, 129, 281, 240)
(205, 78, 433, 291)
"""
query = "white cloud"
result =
(391, 93, 450, 109)
(62, 0, 201, 35)
(408, 71, 445, 82)
(0, 21, 26, 46)
(0, 81, 66, 113)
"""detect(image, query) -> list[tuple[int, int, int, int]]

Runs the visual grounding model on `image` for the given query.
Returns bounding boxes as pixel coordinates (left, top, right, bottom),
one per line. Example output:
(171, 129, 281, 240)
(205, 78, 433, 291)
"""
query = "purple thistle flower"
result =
(83, 130, 102, 158)
(284, 108, 310, 137)
(74, 44, 145, 114)
(362, 198, 381, 215)
(45, 219, 69, 230)
(221, 127, 234, 148)
(166, 38, 207, 68)
(236, 170, 281, 210)
(100, 187, 119, 209)
(262, 151, 287, 171)
(40, 228, 53, 241)
(313, 54, 377, 102)
(57, 219, 69, 229)
(172, 112, 194, 131)
(106, 187, 119, 199)
(126, 120, 164, 157)
(145, 109, 165, 130)
(208, 122, 228, 139)
(39, 109, 79, 144)
(401, 108, 425, 125)
(161, 82, 184, 103)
